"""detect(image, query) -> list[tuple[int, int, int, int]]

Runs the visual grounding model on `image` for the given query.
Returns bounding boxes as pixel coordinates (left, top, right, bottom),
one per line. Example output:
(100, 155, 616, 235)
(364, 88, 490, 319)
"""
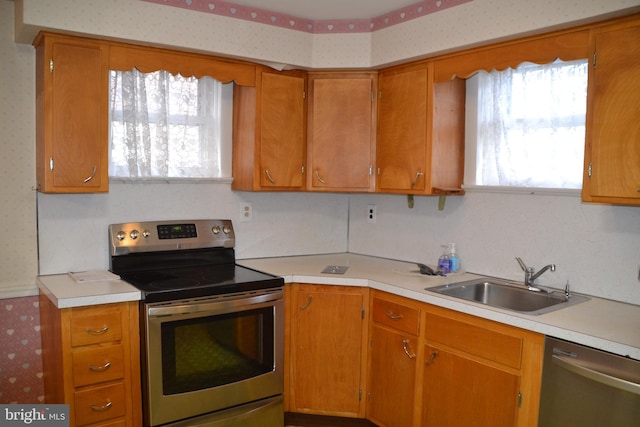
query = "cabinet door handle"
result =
(83, 166, 97, 183)
(90, 401, 113, 412)
(264, 169, 276, 184)
(402, 339, 416, 359)
(314, 170, 327, 184)
(386, 312, 403, 320)
(86, 326, 109, 335)
(300, 295, 312, 310)
(425, 350, 438, 365)
(411, 171, 423, 188)
(88, 361, 111, 372)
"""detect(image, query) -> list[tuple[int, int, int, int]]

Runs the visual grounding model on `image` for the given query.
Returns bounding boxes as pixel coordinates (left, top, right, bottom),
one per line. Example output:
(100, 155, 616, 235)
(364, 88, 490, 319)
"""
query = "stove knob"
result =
(212, 226, 221, 234)
(142, 229, 150, 238)
(116, 231, 126, 241)
(130, 229, 139, 240)
(223, 225, 232, 234)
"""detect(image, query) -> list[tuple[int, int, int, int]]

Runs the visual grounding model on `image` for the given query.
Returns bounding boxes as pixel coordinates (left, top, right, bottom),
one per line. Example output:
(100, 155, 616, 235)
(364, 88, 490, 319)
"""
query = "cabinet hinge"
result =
(301, 165, 305, 175)
(588, 162, 592, 178)
(369, 165, 373, 176)
(517, 392, 522, 408)
(371, 90, 375, 102)
(49, 58, 54, 73)
(303, 90, 306, 100)
(49, 157, 54, 172)
(593, 52, 597, 68)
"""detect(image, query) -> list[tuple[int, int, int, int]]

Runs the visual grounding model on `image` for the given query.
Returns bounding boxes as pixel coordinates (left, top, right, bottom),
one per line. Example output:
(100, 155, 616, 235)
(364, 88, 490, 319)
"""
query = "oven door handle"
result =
(552, 354, 640, 396)
(148, 291, 282, 318)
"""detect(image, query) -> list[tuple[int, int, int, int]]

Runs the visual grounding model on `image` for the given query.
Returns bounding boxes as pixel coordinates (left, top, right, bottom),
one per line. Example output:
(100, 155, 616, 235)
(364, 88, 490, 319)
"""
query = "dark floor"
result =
(285, 413, 377, 427)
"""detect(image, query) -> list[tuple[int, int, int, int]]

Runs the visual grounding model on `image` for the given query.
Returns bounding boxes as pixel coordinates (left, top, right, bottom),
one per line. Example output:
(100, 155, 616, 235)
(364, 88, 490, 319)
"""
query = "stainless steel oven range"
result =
(109, 219, 284, 427)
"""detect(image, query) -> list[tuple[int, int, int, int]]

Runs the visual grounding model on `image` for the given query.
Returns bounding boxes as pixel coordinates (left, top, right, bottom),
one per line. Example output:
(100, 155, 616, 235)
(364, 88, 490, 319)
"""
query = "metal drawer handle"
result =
(264, 169, 276, 184)
(83, 166, 97, 183)
(300, 296, 312, 310)
(86, 326, 109, 335)
(315, 170, 327, 184)
(386, 312, 403, 320)
(90, 401, 113, 412)
(88, 361, 111, 372)
(425, 350, 438, 365)
(411, 171, 423, 187)
(402, 339, 416, 359)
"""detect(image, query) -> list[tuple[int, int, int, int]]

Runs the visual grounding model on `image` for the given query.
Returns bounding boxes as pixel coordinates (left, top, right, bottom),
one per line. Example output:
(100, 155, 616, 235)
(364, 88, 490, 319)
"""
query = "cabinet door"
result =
(308, 73, 376, 191)
(260, 72, 306, 189)
(36, 36, 108, 193)
(377, 66, 428, 193)
(367, 325, 417, 427)
(289, 285, 368, 417)
(586, 24, 640, 203)
(422, 344, 520, 427)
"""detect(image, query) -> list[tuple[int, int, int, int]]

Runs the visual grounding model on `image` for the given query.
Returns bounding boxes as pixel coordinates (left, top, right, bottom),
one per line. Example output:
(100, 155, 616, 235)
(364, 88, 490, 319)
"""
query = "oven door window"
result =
(160, 306, 275, 395)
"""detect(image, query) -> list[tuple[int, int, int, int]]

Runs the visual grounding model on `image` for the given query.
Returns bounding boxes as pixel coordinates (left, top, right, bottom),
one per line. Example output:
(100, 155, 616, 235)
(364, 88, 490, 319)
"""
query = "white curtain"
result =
(109, 69, 223, 179)
(475, 59, 588, 188)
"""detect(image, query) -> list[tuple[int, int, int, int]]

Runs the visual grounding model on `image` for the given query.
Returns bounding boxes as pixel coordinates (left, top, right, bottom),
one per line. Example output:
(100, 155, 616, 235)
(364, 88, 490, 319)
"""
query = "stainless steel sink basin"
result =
(427, 277, 589, 315)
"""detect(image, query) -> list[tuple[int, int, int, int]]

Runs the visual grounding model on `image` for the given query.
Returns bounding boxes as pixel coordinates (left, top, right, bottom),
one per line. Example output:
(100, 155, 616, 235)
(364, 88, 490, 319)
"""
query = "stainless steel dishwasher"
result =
(538, 336, 640, 426)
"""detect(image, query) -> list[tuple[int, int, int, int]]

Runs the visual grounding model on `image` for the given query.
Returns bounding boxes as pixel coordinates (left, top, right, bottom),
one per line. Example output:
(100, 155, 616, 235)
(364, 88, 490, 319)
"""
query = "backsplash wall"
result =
(348, 192, 640, 305)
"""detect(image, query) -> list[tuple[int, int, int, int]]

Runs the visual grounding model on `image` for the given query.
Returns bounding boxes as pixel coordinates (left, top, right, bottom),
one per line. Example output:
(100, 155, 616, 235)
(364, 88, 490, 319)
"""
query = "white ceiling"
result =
(229, 0, 421, 20)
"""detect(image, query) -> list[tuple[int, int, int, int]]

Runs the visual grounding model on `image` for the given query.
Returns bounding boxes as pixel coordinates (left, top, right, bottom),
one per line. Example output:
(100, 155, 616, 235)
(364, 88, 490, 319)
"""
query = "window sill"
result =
(109, 177, 234, 184)
(461, 184, 581, 197)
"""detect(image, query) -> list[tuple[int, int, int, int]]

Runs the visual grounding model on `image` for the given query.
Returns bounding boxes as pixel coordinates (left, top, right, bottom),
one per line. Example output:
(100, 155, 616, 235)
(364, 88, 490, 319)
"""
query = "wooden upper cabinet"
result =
(376, 63, 465, 195)
(35, 33, 109, 193)
(583, 19, 640, 205)
(307, 72, 377, 192)
(233, 69, 306, 191)
(377, 65, 428, 193)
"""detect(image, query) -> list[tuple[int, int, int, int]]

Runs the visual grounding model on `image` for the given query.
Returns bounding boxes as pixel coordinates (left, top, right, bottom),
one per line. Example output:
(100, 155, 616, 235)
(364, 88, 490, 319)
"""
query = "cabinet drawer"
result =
(72, 344, 125, 387)
(74, 382, 126, 426)
(372, 296, 420, 335)
(424, 312, 522, 369)
(70, 306, 123, 347)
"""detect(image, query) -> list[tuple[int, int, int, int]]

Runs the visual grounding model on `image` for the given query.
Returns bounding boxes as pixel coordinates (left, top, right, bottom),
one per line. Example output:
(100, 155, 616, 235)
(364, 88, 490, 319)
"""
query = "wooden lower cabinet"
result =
(422, 345, 519, 426)
(287, 284, 369, 417)
(421, 305, 544, 427)
(287, 287, 544, 426)
(367, 291, 422, 427)
(39, 296, 142, 427)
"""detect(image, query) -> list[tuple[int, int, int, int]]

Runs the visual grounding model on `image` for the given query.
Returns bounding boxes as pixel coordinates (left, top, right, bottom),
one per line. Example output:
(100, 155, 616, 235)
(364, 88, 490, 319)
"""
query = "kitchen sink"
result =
(427, 278, 589, 315)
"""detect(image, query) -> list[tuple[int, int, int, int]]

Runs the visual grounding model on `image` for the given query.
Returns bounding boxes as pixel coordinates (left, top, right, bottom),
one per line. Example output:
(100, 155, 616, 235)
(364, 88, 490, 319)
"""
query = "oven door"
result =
(143, 288, 284, 427)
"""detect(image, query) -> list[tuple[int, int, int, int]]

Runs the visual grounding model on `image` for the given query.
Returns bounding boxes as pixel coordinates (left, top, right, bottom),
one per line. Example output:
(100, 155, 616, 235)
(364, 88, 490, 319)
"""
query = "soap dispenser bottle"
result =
(449, 243, 459, 273)
(438, 245, 451, 274)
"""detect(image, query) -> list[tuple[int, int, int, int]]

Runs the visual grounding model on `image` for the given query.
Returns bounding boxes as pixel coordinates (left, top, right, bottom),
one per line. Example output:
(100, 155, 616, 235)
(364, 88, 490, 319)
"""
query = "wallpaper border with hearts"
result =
(142, 0, 474, 34)
(0, 296, 44, 404)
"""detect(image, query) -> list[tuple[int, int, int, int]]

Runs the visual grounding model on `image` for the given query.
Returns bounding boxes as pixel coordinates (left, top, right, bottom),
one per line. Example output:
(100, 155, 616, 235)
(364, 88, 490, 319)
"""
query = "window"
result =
(465, 59, 588, 189)
(109, 69, 233, 180)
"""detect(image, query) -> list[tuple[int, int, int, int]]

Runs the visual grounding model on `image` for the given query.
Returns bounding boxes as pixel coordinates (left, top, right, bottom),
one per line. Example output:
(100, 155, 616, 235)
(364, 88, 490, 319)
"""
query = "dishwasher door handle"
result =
(552, 354, 640, 396)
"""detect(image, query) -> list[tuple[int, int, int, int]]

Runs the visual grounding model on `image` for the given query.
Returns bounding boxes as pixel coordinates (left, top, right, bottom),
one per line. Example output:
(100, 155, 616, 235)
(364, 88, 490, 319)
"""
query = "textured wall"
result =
(0, 296, 43, 404)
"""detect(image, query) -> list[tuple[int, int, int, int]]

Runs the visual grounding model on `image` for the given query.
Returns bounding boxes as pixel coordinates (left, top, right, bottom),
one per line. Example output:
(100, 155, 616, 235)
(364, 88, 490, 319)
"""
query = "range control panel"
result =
(109, 219, 235, 256)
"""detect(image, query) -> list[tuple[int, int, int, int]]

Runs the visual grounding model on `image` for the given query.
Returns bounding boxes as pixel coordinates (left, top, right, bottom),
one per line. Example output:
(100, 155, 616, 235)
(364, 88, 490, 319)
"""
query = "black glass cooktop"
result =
(111, 248, 283, 303)
(119, 264, 283, 303)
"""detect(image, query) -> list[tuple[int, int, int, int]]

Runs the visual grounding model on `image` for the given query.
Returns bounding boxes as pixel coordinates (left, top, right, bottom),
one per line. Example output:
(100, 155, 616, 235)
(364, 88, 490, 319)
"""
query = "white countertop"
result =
(37, 273, 141, 309)
(36, 253, 640, 360)
(238, 253, 640, 361)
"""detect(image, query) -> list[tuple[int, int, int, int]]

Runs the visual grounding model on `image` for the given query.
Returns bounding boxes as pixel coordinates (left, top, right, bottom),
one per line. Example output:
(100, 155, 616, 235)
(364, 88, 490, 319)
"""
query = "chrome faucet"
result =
(516, 257, 556, 288)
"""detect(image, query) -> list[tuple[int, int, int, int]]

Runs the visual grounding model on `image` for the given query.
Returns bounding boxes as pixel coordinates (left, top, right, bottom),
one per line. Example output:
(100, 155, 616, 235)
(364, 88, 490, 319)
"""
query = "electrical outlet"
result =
(240, 202, 253, 222)
(367, 204, 377, 224)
